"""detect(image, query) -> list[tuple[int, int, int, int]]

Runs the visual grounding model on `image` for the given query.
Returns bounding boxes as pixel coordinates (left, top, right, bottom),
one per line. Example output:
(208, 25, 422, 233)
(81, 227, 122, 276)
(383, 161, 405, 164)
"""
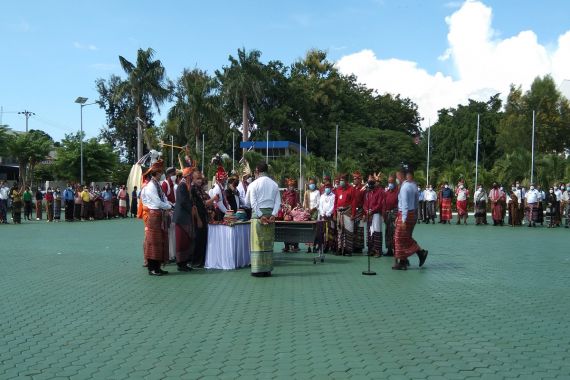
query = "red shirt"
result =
(351, 185, 366, 218)
(384, 186, 399, 212)
(364, 187, 385, 214)
(334, 186, 353, 211)
(282, 189, 299, 208)
(45, 192, 54, 202)
(161, 179, 176, 204)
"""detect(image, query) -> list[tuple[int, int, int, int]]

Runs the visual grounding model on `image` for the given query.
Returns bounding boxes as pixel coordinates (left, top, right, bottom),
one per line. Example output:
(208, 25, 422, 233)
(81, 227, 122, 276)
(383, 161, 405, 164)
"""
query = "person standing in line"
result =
(245, 162, 281, 278)
(190, 171, 214, 269)
(455, 181, 470, 225)
(423, 184, 437, 224)
(45, 188, 54, 222)
(524, 184, 540, 228)
(303, 178, 321, 253)
(417, 184, 425, 223)
(35, 187, 44, 221)
(318, 182, 335, 254)
(383, 175, 399, 256)
(130, 186, 139, 218)
(62, 184, 74, 222)
(0, 181, 10, 224)
(10, 185, 23, 224)
(140, 160, 172, 276)
(489, 182, 506, 226)
(364, 174, 385, 257)
(513, 181, 526, 224)
(473, 184, 488, 225)
(439, 183, 453, 224)
(23, 186, 33, 221)
(118, 185, 128, 218)
(53, 187, 62, 222)
(334, 174, 354, 256)
(392, 165, 428, 270)
(562, 183, 570, 228)
(351, 171, 367, 254)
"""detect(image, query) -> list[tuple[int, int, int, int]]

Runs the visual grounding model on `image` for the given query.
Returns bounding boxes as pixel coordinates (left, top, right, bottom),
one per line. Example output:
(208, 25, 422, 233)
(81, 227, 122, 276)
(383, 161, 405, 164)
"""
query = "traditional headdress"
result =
(352, 171, 362, 180)
(182, 167, 193, 177)
(143, 159, 164, 177)
(286, 178, 297, 187)
(211, 153, 229, 182)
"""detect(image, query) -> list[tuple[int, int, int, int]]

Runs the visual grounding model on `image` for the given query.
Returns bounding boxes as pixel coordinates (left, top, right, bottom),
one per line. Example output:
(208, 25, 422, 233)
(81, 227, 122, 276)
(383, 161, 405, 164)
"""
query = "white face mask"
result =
(459, 185, 464, 189)
(530, 186, 535, 190)
(246, 177, 253, 184)
(170, 175, 176, 182)
(444, 185, 449, 189)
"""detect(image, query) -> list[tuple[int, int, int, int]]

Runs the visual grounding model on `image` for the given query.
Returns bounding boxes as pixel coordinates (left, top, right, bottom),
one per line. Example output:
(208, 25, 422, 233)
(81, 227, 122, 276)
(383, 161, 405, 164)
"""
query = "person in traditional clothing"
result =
(35, 187, 44, 221)
(439, 183, 453, 224)
(23, 187, 33, 221)
(10, 185, 23, 224)
(334, 174, 354, 256)
(174, 168, 200, 272)
(364, 174, 385, 257)
(318, 182, 335, 253)
(537, 185, 546, 226)
(473, 184, 488, 225)
(118, 185, 128, 217)
(392, 165, 428, 270)
(161, 168, 177, 263)
(80, 186, 91, 221)
(513, 182, 525, 224)
(554, 183, 564, 227)
(545, 187, 558, 228)
(190, 170, 213, 268)
(562, 183, 570, 228)
(130, 186, 139, 218)
(383, 176, 399, 256)
(211, 165, 229, 221)
(245, 162, 281, 277)
(455, 181, 469, 225)
(0, 181, 9, 224)
(351, 171, 366, 254)
(53, 187, 62, 222)
(507, 190, 522, 227)
(524, 184, 540, 227)
(489, 182, 505, 226)
(225, 176, 241, 212)
(282, 178, 300, 253)
(423, 185, 437, 224)
(417, 184, 425, 223)
(62, 184, 74, 222)
(140, 160, 172, 276)
(303, 178, 320, 253)
(45, 188, 54, 222)
(102, 185, 114, 219)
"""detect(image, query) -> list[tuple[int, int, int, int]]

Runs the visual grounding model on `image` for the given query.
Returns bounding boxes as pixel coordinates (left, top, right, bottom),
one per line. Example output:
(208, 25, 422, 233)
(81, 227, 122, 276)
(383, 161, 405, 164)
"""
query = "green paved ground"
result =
(1, 218, 569, 379)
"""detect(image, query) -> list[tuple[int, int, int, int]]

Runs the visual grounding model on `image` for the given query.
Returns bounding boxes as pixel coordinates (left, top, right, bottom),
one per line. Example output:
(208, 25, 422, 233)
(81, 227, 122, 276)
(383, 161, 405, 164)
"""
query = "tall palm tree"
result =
(168, 69, 220, 153)
(216, 48, 265, 155)
(118, 48, 171, 160)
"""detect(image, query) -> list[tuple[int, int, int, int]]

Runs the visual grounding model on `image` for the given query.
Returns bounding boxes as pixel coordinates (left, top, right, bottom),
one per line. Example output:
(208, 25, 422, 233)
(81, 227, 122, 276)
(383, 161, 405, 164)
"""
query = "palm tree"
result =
(168, 68, 220, 153)
(216, 48, 265, 155)
(118, 48, 171, 160)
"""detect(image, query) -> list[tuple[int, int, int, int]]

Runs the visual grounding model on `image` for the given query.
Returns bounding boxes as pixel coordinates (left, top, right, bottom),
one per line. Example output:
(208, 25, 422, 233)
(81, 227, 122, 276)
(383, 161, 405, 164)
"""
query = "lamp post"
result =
(75, 97, 97, 185)
(18, 110, 35, 132)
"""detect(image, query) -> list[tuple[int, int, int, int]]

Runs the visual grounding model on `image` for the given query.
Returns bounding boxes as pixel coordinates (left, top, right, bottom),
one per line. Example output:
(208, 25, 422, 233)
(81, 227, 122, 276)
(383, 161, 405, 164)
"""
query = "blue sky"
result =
(1, 0, 569, 142)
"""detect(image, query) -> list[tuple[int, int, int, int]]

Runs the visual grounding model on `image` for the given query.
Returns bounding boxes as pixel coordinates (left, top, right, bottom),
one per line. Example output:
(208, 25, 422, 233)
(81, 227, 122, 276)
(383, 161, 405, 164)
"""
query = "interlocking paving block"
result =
(2, 219, 570, 379)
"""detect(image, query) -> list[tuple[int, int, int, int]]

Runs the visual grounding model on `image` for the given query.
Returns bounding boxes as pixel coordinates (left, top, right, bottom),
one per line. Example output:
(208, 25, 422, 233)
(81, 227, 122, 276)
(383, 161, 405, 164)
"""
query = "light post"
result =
(75, 97, 97, 185)
(18, 110, 35, 132)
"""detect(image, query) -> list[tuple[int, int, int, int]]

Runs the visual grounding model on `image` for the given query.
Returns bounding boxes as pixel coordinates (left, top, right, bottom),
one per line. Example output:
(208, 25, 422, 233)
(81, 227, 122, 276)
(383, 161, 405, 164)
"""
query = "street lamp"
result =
(75, 97, 97, 185)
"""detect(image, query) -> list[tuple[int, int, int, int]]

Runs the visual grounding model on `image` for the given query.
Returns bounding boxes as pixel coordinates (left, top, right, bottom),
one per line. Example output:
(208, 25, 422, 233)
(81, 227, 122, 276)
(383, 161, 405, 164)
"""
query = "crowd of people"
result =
(0, 180, 138, 224)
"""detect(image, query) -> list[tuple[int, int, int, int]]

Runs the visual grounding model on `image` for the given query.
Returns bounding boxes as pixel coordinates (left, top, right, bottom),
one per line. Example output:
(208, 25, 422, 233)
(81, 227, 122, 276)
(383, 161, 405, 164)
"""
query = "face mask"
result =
(339, 181, 345, 187)
(170, 175, 176, 182)
(459, 185, 464, 189)
(324, 188, 332, 195)
(478, 187, 482, 191)
(395, 179, 401, 185)
(388, 183, 395, 190)
(428, 187, 432, 191)
(444, 185, 449, 189)
(499, 187, 503, 191)
(246, 178, 253, 184)
(511, 187, 516, 191)
(550, 190, 554, 193)
(368, 181, 375, 187)
(530, 186, 535, 190)
(309, 184, 316, 190)
(516, 184, 520, 188)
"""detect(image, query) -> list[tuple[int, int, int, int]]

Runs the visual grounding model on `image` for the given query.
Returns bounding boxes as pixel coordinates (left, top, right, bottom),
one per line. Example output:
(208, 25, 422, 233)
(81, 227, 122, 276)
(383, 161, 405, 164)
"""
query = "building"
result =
(240, 140, 308, 161)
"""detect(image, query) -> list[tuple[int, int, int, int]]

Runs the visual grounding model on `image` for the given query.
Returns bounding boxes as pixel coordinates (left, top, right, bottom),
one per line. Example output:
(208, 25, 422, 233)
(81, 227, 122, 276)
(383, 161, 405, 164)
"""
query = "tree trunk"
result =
(136, 106, 143, 162)
(242, 95, 249, 156)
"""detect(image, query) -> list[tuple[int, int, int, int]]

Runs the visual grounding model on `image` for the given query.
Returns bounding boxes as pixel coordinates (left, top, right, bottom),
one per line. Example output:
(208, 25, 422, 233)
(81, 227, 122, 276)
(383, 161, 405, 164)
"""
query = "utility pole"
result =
(18, 110, 35, 132)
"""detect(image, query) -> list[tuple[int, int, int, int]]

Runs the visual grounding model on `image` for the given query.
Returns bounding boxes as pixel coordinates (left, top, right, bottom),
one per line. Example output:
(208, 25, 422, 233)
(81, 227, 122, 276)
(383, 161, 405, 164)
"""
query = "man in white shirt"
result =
(423, 185, 437, 224)
(140, 160, 172, 276)
(562, 183, 570, 228)
(524, 184, 540, 227)
(211, 166, 229, 221)
(0, 181, 10, 224)
(318, 183, 335, 253)
(303, 178, 321, 253)
(245, 162, 281, 277)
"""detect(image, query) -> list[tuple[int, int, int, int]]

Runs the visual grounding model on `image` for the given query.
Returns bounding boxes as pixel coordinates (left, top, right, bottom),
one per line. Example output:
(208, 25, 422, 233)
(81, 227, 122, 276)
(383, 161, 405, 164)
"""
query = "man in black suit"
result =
(173, 168, 197, 272)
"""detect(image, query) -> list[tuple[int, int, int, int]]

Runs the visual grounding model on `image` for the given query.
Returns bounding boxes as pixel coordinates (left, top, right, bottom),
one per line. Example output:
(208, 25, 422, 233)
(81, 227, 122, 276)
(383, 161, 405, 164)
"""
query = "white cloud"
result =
(336, 0, 570, 127)
(73, 42, 98, 51)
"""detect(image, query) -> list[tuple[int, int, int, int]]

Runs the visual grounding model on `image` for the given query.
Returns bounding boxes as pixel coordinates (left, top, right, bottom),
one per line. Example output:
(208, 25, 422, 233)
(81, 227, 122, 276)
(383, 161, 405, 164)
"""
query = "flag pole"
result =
(475, 114, 480, 190)
(426, 119, 431, 185)
(531, 110, 535, 184)
(335, 124, 338, 173)
(201, 134, 205, 173)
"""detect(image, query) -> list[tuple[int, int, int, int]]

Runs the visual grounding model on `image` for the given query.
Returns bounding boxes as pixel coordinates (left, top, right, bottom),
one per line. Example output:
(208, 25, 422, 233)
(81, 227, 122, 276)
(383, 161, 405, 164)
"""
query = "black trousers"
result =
(64, 200, 74, 221)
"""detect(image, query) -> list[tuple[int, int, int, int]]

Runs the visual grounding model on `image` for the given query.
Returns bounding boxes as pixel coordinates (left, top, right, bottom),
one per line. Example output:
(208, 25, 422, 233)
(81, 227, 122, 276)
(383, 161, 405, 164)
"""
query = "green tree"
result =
(118, 48, 171, 159)
(216, 48, 265, 154)
(5, 130, 52, 186)
(53, 133, 118, 183)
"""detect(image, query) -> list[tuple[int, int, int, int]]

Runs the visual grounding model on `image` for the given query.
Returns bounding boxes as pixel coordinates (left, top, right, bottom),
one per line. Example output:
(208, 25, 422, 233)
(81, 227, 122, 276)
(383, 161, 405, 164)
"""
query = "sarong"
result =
(418, 201, 425, 221)
(250, 208, 275, 273)
(175, 223, 193, 264)
(74, 202, 82, 220)
(12, 200, 22, 223)
(103, 200, 113, 217)
(168, 220, 176, 261)
(336, 206, 353, 254)
(474, 201, 487, 224)
(64, 200, 73, 221)
(54, 200, 61, 220)
(35, 200, 42, 220)
(425, 201, 436, 221)
(143, 209, 169, 263)
(46, 201, 54, 221)
(456, 200, 468, 217)
(395, 210, 420, 260)
(565, 203, 570, 227)
(385, 208, 397, 253)
(440, 198, 452, 221)
(537, 202, 544, 223)
(491, 202, 503, 222)
(526, 203, 539, 222)
(367, 213, 383, 254)
(81, 202, 89, 220)
(353, 208, 365, 252)
(508, 203, 521, 226)
(24, 201, 33, 220)
(119, 199, 127, 215)
(191, 225, 208, 268)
